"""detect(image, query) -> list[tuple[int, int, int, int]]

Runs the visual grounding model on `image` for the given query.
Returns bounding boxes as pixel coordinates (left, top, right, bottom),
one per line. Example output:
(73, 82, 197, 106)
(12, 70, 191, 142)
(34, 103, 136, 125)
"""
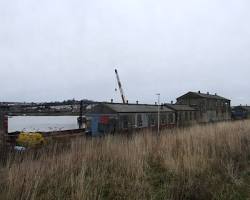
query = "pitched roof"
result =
(242, 106, 250, 111)
(104, 103, 174, 113)
(233, 106, 250, 111)
(164, 104, 196, 111)
(177, 91, 230, 101)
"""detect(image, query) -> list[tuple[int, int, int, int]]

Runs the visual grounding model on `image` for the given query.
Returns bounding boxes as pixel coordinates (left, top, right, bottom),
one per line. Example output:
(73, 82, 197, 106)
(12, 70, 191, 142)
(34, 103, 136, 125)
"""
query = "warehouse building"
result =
(164, 103, 198, 126)
(231, 105, 250, 120)
(86, 102, 175, 136)
(176, 91, 231, 123)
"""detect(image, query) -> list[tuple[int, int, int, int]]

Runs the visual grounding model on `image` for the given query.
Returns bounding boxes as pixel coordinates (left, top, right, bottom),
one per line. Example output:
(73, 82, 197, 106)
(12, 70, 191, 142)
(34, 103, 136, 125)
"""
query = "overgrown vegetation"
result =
(0, 121, 250, 200)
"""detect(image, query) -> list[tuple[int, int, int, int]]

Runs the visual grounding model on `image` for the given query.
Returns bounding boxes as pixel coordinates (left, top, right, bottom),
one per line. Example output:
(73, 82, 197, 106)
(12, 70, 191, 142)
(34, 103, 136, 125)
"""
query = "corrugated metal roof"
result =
(177, 92, 230, 101)
(165, 104, 196, 111)
(104, 103, 174, 113)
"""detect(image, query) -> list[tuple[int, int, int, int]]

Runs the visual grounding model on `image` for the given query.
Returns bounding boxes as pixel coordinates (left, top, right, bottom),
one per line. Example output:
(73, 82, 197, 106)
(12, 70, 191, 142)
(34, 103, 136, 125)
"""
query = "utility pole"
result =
(156, 93, 160, 134)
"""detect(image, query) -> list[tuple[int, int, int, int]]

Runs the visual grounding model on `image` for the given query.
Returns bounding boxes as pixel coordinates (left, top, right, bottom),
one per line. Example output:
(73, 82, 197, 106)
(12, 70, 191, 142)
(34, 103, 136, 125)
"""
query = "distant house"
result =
(231, 105, 250, 120)
(176, 91, 231, 123)
(86, 103, 175, 136)
(164, 104, 197, 126)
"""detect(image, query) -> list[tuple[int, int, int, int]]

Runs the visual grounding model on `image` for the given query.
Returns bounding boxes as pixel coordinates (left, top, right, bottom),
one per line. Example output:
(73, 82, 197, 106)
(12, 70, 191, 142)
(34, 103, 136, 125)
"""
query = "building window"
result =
(122, 116, 129, 129)
(137, 114, 142, 127)
(150, 114, 156, 126)
(161, 114, 166, 125)
(194, 112, 197, 120)
(185, 112, 188, 120)
(201, 101, 206, 112)
(131, 116, 135, 128)
(225, 102, 230, 112)
(168, 113, 174, 123)
(222, 102, 227, 113)
(123, 120, 128, 129)
(151, 118, 155, 126)
(179, 112, 182, 121)
(190, 112, 192, 120)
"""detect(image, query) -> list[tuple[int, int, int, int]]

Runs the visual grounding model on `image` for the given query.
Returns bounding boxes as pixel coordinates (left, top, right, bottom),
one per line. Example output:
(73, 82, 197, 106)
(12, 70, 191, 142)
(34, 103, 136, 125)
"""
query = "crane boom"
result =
(115, 69, 127, 104)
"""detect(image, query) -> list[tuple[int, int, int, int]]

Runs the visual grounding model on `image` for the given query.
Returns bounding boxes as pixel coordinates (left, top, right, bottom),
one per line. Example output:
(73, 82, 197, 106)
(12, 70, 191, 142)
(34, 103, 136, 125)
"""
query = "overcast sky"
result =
(0, 0, 249, 105)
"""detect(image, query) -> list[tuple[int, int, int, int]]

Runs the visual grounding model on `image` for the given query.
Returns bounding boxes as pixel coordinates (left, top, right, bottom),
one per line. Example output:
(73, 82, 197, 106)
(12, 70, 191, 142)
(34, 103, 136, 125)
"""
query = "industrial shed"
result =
(164, 104, 198, 126)
(86, 103, 175, 135)
(176, 91, 231, 123)
(232, 105, 250, 119)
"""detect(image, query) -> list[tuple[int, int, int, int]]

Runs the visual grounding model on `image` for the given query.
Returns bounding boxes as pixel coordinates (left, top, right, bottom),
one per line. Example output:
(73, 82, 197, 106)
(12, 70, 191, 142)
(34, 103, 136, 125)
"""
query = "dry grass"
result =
(1, 120, 250, 200)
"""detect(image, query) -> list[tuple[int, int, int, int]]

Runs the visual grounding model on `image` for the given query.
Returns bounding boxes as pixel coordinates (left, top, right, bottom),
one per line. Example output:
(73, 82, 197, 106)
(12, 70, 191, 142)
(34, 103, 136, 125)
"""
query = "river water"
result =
(8, 116, 79, 133)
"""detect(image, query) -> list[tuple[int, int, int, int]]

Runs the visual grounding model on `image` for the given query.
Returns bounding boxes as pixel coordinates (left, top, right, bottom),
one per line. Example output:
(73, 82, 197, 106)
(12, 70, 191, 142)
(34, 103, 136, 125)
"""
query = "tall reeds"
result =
(0, 121, 250, 200)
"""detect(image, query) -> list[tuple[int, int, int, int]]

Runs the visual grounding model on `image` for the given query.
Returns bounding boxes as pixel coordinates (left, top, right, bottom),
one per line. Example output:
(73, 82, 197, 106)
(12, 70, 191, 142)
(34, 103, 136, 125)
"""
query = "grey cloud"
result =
(0, 0, 250, 105)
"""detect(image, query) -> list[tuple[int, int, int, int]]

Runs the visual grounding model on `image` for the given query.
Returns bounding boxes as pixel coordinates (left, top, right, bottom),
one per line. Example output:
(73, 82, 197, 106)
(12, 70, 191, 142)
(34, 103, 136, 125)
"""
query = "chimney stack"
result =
(207, 92, 209, 95)
(171, 101, 173, 104)
(111, 99, 113, 103)
(136, 101, 139, 104)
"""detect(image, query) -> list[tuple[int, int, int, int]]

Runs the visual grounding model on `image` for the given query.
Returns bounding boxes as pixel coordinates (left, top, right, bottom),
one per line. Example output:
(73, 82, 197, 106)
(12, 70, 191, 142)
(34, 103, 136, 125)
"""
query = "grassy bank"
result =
(1, 121, 250, 200)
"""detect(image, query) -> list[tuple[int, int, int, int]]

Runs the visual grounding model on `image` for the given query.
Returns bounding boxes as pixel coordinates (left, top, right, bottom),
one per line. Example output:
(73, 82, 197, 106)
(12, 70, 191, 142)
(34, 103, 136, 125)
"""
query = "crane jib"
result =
(115, 69, 127, 104)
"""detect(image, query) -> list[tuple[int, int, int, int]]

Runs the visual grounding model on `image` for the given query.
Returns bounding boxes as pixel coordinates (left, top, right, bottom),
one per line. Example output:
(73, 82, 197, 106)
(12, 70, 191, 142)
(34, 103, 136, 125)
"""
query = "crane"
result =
(115, 69, 127, 104)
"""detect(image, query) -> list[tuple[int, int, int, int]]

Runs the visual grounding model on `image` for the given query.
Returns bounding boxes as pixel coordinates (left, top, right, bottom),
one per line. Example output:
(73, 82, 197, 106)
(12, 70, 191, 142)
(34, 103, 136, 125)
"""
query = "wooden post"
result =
(0, 111, 4, 147)
(0, 110, 6, 162)
(0, 106, 8, 157)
